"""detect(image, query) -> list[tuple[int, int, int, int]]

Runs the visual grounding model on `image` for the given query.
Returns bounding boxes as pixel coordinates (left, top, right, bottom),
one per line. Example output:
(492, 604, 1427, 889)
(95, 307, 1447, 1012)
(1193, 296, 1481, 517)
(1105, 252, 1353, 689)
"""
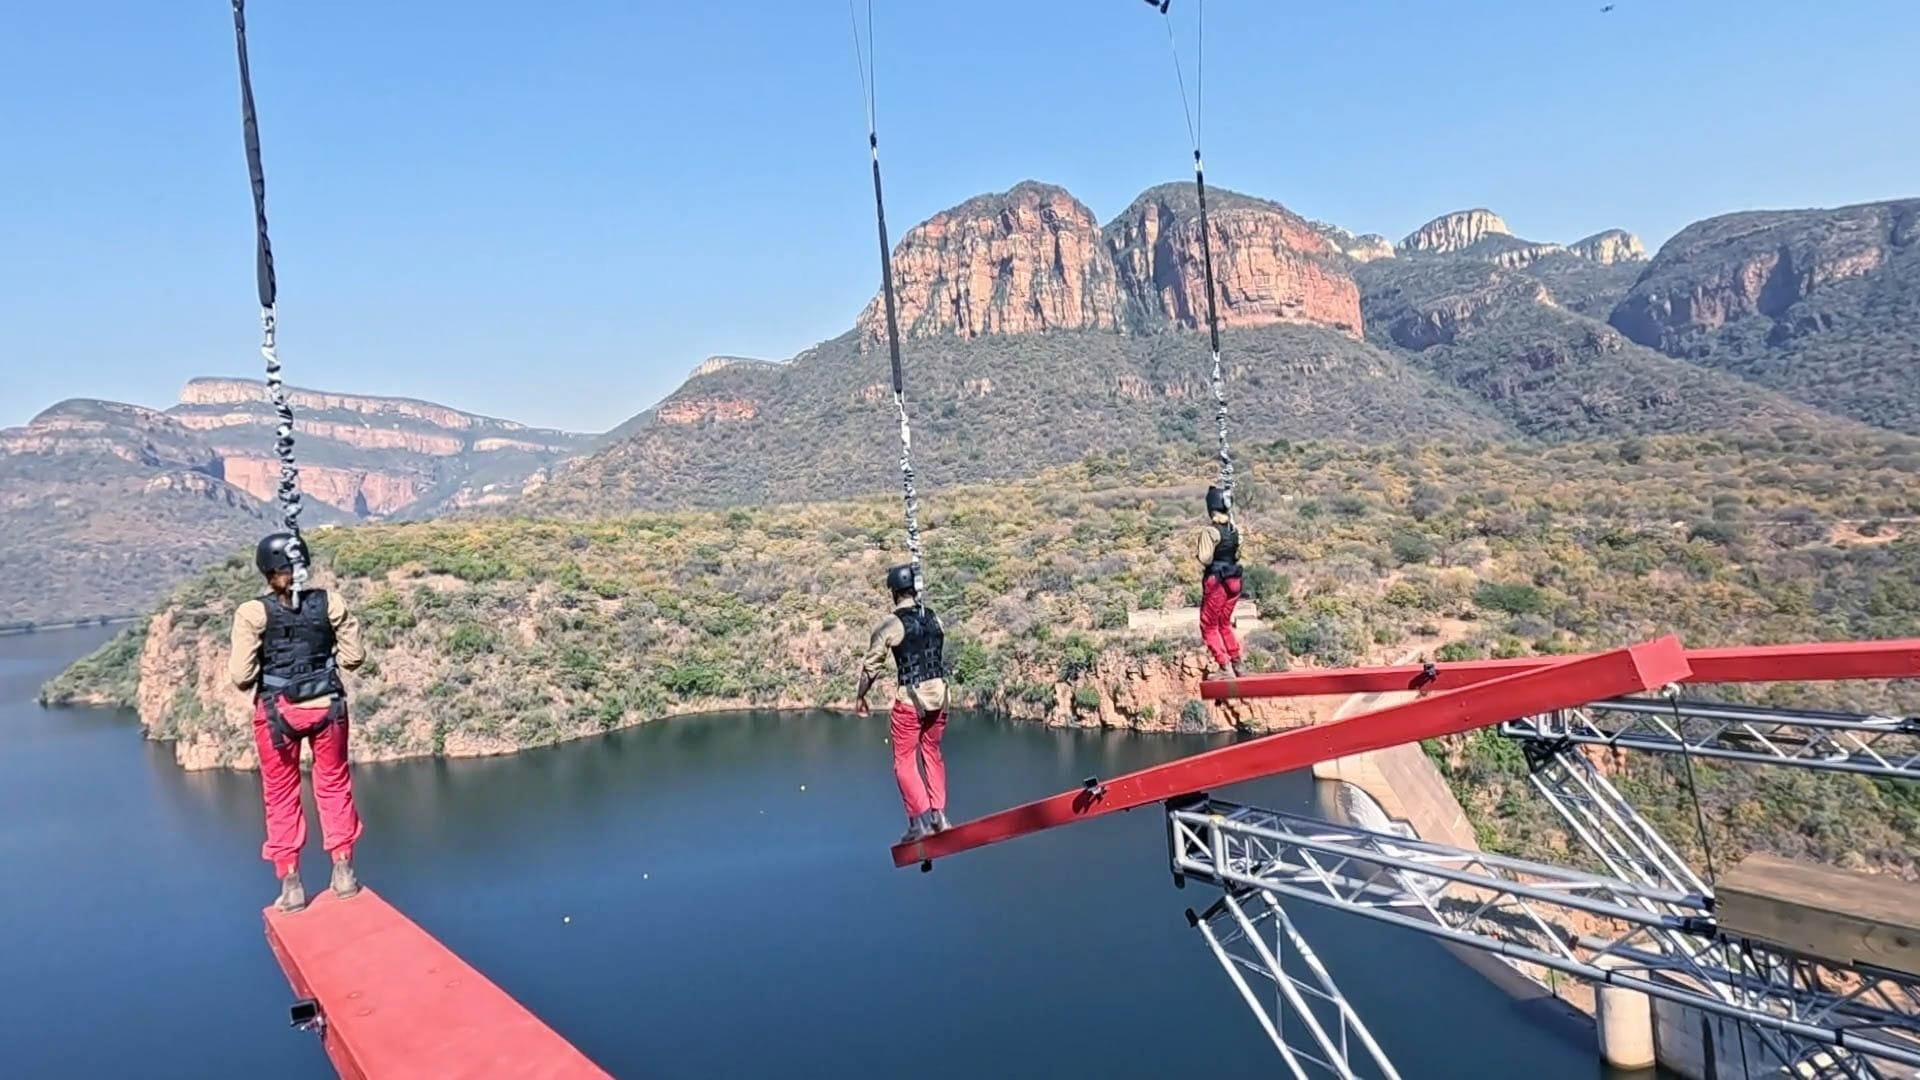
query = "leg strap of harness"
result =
(263, 693, 345, 751)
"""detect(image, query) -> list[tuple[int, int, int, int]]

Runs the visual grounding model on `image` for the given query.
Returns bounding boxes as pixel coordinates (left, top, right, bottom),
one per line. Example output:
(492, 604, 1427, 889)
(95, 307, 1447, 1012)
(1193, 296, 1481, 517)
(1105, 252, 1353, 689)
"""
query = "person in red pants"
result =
(227, 533, 367, 912)
(1195, 485, 1244, 679)
(855, 564, 952, 843)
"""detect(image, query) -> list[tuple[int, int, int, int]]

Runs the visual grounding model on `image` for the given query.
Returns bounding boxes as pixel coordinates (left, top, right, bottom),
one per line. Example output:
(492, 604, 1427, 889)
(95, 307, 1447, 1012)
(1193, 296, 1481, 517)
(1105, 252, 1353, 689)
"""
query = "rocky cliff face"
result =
(1610, 200, 1918, 351)
(1310, 221, 1396, 263)
(856, 182, 1125, 339)
(1398, 211, 1643, 272)
(1568, 229, 1646, 265)
(851, 180, 1366, 343)
(168, 378, 591, 518)
(1108, 184, 1364, 337)
(1607, 198, 1920, 434)
(1400, 209, 1513, 255)
(1, 400, 220, 472)
(0, 401, 272, 624)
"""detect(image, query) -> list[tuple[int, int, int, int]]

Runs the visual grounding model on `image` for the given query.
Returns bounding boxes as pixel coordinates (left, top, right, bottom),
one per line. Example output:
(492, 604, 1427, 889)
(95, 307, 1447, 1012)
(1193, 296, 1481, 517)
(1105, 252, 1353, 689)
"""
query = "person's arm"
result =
(328, 593, 365, 672)
(227, 600, 265, 691)
(855, 615, 902, 715)
(1193, 524, 1218, 569)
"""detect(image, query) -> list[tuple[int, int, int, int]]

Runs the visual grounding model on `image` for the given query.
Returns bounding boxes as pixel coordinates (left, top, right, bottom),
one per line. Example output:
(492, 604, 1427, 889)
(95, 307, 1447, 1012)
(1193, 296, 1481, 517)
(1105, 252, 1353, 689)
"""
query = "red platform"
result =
(264, 889, 610, 1079)
(893, 636, 1691, 868)
(1202, 638, 1920, 701)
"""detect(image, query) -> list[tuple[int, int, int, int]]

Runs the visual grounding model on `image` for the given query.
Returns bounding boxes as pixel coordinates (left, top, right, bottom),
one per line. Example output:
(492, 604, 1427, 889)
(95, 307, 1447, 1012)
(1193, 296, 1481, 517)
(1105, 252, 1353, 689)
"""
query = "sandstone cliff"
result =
(1108, 184, 1364, 338)
(1610, 200, 1917, 350)
(855, 182, 1125, 339)
(1399, 209, 1513, 255)
(1, 400, 220, 472)
(1310, 220, 1396, 263)
(168, 378, 592, 518)
(1398, 210, 1643, 271)
(0, 401, 273, 623)
(1568, 229, 1646, 265)
(1607, 197, 1920, 434)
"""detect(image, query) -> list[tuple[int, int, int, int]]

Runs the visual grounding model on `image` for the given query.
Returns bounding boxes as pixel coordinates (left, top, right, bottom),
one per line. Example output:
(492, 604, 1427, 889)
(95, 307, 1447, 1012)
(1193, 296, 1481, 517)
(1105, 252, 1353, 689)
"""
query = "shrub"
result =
(1388, 529, 1436, 566)
(1071, 686, 1101, 711)
(1057, 633, 1100, 680)
(447, 623, 496, 660)
(661, 663, 725, 698)
(948, 640, 994, 686)
(1475, 581, 1545, 615)
(1241, 564, 1289, 602)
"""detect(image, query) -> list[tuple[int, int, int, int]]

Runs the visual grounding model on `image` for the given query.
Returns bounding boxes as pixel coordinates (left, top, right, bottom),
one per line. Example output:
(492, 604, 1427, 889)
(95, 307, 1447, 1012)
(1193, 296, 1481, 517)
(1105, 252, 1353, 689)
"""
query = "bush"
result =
(948, 640, 994, 686)
(1475, 581, 1545, 615)
(661, 663, 726, 698)
(1241, 564, 1289, 602)
(1388, 529, 1436, 566)
(1436, 640, 1486, 662)
(447, 623, 496, 659)
(1179, 700, 1208, 731)
(1071, 686, 1101, 711)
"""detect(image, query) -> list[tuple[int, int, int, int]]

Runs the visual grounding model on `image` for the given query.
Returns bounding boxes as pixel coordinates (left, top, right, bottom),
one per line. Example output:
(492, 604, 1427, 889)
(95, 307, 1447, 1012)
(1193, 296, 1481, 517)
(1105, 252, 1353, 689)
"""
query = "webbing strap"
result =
(849, 2, 924, 598)
(1157, 1, 1235, 522)
(232, 0, 310, 598)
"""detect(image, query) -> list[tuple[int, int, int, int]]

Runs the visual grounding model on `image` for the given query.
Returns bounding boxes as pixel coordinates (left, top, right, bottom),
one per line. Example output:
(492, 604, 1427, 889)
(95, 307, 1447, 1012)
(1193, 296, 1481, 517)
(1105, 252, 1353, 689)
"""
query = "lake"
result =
(0, 626, 1646, 1078)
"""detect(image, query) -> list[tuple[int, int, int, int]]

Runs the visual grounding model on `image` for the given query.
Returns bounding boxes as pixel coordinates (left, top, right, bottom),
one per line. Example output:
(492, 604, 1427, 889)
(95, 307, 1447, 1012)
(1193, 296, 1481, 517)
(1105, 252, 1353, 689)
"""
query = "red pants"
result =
(253, 697, 363, 877)
(890, 700, 947, 818)
(1200, 575, 1243, 668)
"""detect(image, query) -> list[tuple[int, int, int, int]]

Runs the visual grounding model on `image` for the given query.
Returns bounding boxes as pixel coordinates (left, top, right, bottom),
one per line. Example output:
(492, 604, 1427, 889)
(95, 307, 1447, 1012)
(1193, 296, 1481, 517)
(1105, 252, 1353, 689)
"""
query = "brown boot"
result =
(275, 869, 306, 913)
(330, 854, 361, 899)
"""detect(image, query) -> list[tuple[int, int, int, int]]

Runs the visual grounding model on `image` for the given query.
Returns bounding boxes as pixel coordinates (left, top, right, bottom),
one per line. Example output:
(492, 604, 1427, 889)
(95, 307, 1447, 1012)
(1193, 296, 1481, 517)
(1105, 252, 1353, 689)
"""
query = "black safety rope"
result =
(231, 0, 309, 599)
(1153, 0, 1234, 521)
(1664, 684, 1720, 884)
(848, 1, 924, 601)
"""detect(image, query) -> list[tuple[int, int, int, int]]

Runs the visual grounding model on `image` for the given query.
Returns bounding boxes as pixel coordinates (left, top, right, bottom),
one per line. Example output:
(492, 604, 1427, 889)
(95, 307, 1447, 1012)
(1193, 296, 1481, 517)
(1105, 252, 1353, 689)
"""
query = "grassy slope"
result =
(530, 325, 1510, 514)
(51, 433, 1920, 874)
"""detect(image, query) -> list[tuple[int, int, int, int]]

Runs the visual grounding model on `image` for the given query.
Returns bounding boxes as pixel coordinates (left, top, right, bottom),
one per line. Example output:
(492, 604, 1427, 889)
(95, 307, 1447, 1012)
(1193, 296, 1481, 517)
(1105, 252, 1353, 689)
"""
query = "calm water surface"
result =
(0, 627, 1651, 1078)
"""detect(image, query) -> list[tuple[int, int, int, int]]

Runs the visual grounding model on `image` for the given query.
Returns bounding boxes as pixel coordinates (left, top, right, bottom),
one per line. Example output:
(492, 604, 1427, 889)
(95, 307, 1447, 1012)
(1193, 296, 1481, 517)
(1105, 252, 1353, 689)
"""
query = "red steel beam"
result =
(265, 888, 611, 1079)
(893, 635, 1691, 868)
(1202, 638, 1920, 701)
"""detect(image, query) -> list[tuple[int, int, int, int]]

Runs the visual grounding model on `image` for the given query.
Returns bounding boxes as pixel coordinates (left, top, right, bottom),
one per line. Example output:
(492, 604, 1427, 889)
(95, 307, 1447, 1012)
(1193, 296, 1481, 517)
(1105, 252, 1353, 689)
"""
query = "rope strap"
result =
(850, 1, 924, 599)
(1158, 1, 1234, 518)
(232, 0, 309, 597)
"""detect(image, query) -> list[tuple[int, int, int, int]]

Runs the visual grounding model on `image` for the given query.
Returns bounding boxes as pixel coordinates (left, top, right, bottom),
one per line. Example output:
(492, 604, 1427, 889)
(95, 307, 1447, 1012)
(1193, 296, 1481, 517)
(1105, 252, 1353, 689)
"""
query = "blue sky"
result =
(3, 1, 1915, 434)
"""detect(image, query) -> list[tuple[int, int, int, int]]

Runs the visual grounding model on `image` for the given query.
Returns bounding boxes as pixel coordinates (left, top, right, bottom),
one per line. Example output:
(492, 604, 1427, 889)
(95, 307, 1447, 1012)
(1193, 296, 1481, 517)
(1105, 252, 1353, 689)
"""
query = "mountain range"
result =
(4, 182, 1915, 622)
(0, 386, 589, 623)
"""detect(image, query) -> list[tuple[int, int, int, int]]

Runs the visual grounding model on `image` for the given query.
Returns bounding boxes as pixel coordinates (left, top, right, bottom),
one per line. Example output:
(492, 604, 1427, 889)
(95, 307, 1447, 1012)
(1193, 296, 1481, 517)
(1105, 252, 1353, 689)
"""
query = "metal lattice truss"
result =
(1167, 801, 1920, 1077)
(1502, 697, 1920, 781)
(1186, 887, 1402, 1080)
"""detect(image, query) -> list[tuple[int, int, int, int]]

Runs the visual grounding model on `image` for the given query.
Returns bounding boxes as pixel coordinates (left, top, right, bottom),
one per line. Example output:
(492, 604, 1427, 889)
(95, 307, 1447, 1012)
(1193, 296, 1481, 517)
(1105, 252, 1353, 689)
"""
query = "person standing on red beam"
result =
(1195, 485, 1245, 679)
(227, 533, 367, 912)
(855, 564, 953, 843)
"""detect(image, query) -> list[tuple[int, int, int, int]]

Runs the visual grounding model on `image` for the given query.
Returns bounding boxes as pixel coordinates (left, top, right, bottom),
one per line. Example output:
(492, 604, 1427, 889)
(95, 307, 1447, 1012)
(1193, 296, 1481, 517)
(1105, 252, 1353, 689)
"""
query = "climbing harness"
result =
(231, 0, 310, 600)
(1151, 0, 1234, 523)
(847, 1, 925, 603)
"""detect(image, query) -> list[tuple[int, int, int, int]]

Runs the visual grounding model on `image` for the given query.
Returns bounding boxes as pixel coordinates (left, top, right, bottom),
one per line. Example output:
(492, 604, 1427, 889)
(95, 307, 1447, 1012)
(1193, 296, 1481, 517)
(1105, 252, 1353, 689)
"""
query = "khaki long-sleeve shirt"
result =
(1193, 514, 1233, 571)
(863, 600, 949, 714)
(228, 591, 365, 704)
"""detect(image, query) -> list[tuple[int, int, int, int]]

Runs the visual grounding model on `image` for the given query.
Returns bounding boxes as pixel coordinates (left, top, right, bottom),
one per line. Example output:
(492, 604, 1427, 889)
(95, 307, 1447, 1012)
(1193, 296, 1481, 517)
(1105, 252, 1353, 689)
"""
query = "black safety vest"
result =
(1207, 522, 1243, 582)
(891, 605, 947, 688)
(257, 590, 346, 749)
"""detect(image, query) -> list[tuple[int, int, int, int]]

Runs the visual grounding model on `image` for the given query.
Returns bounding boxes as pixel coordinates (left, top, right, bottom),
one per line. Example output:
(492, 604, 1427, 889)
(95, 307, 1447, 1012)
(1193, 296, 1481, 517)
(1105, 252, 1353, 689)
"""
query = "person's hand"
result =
(854, 698, 870, 718)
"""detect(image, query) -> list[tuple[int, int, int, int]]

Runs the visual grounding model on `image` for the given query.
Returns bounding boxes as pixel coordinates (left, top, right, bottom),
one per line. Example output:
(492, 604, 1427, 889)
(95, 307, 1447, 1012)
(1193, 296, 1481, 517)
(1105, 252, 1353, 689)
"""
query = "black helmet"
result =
(885, 564, 918, 595)
(1205, 485, 1230, 516)
(255, 532, 301, 575)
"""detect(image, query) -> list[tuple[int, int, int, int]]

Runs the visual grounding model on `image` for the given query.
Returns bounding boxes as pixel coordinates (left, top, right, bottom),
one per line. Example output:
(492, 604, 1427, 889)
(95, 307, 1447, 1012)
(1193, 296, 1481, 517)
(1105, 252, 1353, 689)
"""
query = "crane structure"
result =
(909, 637, 1920, 1078)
